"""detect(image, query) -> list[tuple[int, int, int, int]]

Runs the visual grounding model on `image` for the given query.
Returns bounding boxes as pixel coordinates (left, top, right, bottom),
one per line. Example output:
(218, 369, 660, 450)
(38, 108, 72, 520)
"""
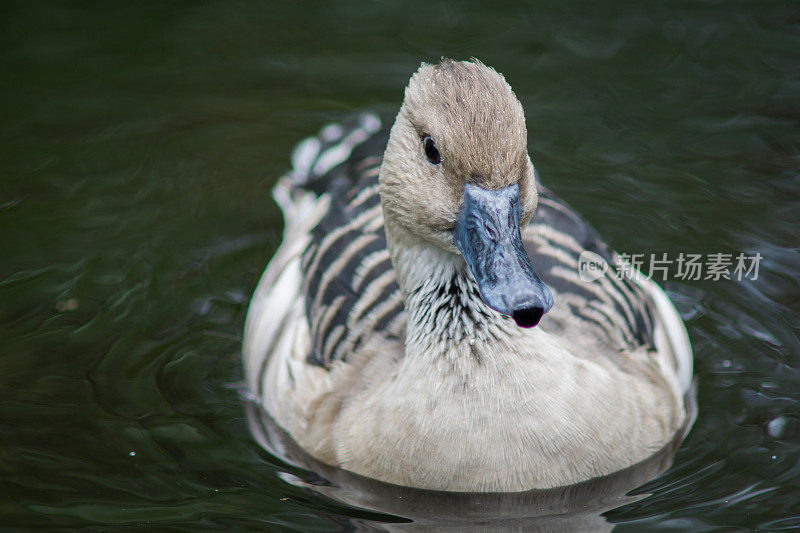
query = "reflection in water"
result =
(244, 387, 697, 531)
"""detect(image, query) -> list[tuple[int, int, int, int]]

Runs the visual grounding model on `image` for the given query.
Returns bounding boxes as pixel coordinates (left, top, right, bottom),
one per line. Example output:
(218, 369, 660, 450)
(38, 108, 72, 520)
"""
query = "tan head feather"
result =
(380, 59, 538, 250)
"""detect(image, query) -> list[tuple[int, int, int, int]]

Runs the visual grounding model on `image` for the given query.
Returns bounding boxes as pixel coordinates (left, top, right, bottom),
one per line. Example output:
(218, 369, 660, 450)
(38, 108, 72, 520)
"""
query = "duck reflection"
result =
(244, 387, 696, 532)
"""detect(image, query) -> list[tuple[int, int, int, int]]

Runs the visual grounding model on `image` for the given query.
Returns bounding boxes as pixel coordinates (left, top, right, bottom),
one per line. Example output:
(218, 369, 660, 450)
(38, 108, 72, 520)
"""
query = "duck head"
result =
(380, 59, 553, 328)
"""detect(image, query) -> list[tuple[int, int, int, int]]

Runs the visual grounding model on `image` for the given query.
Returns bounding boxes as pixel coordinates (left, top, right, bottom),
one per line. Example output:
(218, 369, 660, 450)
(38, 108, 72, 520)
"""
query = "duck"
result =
(243, 59, 693, 493)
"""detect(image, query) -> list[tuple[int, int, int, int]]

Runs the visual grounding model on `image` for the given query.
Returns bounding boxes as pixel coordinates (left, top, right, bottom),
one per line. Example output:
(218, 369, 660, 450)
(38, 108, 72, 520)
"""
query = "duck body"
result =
(244, 60, 692, 492)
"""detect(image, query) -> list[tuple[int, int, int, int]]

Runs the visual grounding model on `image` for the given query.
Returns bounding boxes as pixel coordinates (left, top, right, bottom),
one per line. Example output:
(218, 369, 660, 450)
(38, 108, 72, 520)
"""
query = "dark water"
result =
(2, 1, 799, 530)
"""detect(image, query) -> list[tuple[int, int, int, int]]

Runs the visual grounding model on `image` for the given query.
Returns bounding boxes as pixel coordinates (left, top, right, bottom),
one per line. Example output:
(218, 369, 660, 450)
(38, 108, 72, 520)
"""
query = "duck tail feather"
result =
(285, 112, 382, 194)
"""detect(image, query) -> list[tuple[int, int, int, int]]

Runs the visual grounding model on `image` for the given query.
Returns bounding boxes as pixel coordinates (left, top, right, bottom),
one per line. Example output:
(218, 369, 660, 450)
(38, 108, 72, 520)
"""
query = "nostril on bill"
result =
(511, 306, 544, 328)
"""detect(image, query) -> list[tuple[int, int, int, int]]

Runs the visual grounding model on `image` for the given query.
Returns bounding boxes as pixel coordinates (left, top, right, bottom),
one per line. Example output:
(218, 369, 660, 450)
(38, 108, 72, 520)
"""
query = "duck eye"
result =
(423, 136, 441, 165)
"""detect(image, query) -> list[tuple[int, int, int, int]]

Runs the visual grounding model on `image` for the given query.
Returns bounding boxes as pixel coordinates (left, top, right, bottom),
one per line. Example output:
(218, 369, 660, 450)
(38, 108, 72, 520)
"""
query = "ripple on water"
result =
(2, 0, 799, 529)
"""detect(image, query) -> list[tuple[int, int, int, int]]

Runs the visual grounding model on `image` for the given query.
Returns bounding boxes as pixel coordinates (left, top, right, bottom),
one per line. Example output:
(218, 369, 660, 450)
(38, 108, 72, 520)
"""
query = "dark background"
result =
(2, 1, 799, 529)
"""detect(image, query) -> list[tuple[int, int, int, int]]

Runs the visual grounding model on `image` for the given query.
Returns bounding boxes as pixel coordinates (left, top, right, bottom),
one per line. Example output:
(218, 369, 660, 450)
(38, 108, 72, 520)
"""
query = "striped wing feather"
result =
(275, 115, 664, 371)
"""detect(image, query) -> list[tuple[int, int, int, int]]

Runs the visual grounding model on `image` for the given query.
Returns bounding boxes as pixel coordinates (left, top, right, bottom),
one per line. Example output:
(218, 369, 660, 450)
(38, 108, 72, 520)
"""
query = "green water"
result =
(2, 1, 799, 530)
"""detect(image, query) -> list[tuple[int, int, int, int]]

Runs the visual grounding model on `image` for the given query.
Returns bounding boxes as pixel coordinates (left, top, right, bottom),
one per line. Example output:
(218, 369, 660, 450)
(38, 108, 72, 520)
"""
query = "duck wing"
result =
(524, 187, 692, 391)
(245, 113, 690, 394)
(298, 122, 406, 369)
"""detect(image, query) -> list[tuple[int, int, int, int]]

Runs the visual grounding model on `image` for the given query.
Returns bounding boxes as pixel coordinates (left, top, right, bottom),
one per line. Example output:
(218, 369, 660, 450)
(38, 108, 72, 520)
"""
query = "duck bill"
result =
(453, 183, 553, 328)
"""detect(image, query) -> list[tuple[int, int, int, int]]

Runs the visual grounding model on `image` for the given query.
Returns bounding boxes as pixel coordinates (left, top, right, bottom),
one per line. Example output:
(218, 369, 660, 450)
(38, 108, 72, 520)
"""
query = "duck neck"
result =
(385, 220, 515, 358)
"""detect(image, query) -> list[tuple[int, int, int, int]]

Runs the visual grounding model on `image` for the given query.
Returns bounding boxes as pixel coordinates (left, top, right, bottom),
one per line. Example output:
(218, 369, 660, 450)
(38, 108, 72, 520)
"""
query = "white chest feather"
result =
(332, 327, 680, 490)
(327, 247, 683, 491)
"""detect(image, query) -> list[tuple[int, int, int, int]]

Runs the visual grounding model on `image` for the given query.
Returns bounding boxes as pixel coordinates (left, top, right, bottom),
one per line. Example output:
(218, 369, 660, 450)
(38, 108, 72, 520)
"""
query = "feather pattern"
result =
(243, 63, 693, 492)
(287, 117, 658, 371)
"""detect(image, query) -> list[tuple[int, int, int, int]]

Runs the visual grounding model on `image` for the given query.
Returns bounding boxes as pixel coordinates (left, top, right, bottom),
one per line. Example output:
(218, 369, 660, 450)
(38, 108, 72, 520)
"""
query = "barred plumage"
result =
(291, 120, 657, 370)
(243, 59, 692, 493)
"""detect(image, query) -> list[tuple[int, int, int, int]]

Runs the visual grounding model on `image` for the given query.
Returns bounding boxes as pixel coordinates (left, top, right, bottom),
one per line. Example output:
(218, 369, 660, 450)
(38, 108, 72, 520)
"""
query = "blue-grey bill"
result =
(454, 183, 554, 328)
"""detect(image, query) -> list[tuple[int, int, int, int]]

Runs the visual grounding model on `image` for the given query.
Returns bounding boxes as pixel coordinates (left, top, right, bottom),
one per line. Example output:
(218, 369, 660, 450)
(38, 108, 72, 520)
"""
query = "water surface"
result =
(2, 1, 799, 530)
